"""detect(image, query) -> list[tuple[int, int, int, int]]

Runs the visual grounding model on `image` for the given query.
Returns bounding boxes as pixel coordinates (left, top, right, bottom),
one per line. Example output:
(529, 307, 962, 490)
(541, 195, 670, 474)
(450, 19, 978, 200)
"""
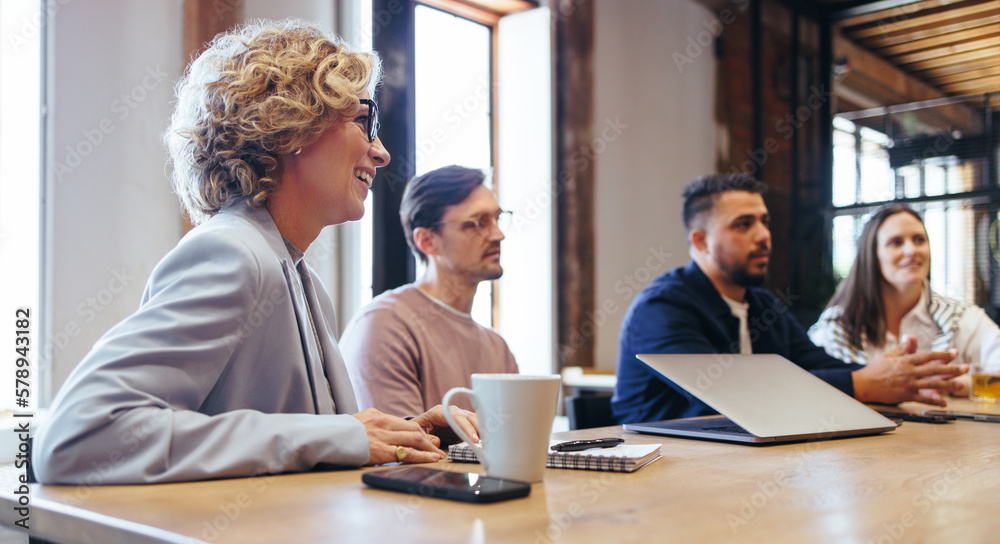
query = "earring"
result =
(292, 149, 301, 155)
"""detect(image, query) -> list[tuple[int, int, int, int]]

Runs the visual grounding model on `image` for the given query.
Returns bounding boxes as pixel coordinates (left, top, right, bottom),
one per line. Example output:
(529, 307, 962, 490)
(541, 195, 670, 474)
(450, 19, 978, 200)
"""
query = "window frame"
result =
(370, 0, 533, 326)
(828, 103, 1000, 311)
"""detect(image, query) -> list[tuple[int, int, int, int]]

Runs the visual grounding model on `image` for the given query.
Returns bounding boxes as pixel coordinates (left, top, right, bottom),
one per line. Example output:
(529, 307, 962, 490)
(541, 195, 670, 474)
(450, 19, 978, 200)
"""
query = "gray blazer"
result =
(33, 201, 368, 484)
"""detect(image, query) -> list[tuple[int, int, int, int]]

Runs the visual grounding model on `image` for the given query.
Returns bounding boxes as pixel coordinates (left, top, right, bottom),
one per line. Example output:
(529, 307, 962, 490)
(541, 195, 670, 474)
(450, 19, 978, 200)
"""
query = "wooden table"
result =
(2, 399, 999, 544)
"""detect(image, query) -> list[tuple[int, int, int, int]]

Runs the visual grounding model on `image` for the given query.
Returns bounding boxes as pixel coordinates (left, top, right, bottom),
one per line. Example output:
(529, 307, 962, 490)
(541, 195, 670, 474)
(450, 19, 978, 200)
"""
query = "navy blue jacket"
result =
(611, 261, 862, 424)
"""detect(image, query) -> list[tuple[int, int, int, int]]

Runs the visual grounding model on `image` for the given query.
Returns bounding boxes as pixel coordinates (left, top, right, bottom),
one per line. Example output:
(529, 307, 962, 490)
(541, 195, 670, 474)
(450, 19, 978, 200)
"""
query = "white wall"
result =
(244, 0, 335, 25)
(497, 8, 555, 377)
(44, 0, 185, 400)
(591, 0, 718, 369)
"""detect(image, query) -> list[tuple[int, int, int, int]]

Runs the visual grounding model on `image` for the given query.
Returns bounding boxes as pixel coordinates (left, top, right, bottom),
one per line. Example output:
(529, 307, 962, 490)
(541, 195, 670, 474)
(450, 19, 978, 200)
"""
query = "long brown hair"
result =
(827, 204, 927, 350)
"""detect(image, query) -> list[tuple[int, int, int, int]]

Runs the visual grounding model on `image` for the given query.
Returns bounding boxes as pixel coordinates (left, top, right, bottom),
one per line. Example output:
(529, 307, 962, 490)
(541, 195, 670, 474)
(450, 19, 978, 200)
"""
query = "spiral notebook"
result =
(448, 441, 661, 473)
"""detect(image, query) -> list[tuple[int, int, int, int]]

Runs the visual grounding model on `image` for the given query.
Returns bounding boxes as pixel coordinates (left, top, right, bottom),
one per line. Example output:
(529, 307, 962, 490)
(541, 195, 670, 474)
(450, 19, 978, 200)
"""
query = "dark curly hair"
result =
(681, 173, 768, 233)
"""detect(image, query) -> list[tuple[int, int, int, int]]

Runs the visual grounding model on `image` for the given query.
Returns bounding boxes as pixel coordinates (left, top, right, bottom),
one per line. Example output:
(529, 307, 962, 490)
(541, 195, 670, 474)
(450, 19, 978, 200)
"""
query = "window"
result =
(413, 4, 494, 326)
(369, 0, 555, 375)
(830, 100, 997, 307)
(0, 0, 43, 411)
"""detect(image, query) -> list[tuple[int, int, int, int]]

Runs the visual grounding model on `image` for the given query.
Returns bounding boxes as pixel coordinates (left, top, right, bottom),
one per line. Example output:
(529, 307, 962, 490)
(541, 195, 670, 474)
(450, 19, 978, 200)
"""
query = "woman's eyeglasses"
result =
(358, 99, 380, 142)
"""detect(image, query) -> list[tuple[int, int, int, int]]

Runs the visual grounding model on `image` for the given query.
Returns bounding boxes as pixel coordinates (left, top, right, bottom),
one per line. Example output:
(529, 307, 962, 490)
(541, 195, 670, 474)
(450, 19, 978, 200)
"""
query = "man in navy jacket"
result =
(612, 174, 966, 424)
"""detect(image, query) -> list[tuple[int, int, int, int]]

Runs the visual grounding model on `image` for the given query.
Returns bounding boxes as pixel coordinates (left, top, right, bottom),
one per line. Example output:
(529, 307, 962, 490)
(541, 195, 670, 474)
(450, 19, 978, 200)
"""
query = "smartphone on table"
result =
(362, 466, 531, 504)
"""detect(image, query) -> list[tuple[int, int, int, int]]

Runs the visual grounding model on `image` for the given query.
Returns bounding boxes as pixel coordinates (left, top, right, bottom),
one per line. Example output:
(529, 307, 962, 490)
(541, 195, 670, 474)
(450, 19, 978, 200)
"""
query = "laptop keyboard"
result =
(701, 425, 751, 435)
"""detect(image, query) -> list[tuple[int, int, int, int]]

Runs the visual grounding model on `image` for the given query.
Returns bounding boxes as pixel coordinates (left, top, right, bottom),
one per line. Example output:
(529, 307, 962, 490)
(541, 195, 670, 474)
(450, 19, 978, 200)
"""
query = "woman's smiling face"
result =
(876, 211, 930, 294)
(280, 91, 390, 227)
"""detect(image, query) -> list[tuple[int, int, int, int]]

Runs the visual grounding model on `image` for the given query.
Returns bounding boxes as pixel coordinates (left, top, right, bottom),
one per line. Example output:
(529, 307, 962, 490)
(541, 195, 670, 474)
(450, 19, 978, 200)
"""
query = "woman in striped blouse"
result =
(808, 204, 1000, 396)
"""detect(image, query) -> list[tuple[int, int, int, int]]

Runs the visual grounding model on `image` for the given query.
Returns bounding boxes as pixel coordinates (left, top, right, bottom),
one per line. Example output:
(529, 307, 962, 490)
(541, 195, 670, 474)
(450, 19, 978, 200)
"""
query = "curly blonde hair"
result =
(164, 19, 382, 225)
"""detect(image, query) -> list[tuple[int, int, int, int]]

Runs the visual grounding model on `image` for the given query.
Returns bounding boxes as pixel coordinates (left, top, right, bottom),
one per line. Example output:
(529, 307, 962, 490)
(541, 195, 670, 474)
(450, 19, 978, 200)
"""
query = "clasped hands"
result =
(853, 335, 968, 406)
(353, 405, 479, 465)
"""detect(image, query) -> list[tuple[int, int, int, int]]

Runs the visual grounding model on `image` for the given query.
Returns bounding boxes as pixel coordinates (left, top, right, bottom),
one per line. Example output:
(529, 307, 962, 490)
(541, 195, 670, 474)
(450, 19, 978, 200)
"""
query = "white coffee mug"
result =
(443, 373, 561, 483)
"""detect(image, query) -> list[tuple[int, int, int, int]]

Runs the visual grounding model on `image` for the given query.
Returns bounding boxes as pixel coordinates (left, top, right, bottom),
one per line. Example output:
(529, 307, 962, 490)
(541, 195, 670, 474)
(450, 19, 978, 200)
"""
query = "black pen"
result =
(550, 437, 624, 452)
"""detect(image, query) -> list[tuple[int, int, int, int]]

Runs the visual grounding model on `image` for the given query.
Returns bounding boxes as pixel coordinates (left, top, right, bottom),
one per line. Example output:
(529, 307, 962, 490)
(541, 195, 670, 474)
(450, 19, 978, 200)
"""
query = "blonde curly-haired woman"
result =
(34, 19, 476, 484)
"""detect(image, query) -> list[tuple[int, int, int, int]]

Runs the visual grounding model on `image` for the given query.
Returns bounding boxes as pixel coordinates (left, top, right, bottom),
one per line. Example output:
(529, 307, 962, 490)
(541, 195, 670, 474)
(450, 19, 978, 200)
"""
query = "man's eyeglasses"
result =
(358, 99, 380, 142)
(435, 210, 513, 235)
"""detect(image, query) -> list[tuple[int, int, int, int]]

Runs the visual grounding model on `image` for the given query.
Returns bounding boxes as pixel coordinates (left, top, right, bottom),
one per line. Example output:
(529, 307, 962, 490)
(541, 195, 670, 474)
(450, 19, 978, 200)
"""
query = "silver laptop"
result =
(623, 354, 898, 444)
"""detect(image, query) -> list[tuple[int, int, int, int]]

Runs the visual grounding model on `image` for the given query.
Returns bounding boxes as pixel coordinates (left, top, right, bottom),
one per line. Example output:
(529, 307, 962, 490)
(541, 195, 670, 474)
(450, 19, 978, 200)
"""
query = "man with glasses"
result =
(341, 165, 518, 415)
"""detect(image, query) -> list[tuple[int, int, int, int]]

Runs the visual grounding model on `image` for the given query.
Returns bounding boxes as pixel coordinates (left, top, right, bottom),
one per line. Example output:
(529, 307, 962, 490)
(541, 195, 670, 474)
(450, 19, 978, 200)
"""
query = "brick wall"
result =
(713, 0, 835, 315)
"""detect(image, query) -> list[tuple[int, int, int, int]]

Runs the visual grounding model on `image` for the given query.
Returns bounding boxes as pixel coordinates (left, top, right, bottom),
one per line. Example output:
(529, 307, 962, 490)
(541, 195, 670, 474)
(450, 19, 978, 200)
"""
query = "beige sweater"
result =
(340, 284, 518, 416)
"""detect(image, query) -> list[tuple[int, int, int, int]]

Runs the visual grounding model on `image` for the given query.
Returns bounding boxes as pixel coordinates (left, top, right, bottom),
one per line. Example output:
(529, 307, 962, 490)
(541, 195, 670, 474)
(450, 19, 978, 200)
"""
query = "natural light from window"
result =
(1, 0, 42, 411)
(830, 116, 978, 303)
(414, 5, 494, 327)
(358, 0, 374, 306)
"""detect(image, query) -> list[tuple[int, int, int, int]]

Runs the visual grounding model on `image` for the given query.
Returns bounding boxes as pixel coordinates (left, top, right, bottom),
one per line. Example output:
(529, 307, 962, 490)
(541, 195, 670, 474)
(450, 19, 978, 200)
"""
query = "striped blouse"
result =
(808, 282, 1000, 366)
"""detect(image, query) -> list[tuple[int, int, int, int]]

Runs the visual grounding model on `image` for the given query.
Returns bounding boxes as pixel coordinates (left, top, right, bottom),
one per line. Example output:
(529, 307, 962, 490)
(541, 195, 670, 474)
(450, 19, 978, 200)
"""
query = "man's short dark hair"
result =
(681, 173, 768, 233)
(400, 165, 487, 263)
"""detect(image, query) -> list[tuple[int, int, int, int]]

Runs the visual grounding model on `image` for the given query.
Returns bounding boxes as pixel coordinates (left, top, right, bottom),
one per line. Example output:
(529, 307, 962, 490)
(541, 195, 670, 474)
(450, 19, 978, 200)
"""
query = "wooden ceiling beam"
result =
(418, 0, 500, 25)
(844, 1, 999, 40)
(939, 75, 1000, 95)
(834, 32, 979, 130)
(905, 46, 1000, 70)
(891, 35, 1000, 64)
(928, 64, 1000, 85)
(917, 56, 1000, 78)
(872, 25, 999, 56)
(855, 13, 1000, 47)
(415, 0, 535, 25)
(832, 0, 965, 27)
